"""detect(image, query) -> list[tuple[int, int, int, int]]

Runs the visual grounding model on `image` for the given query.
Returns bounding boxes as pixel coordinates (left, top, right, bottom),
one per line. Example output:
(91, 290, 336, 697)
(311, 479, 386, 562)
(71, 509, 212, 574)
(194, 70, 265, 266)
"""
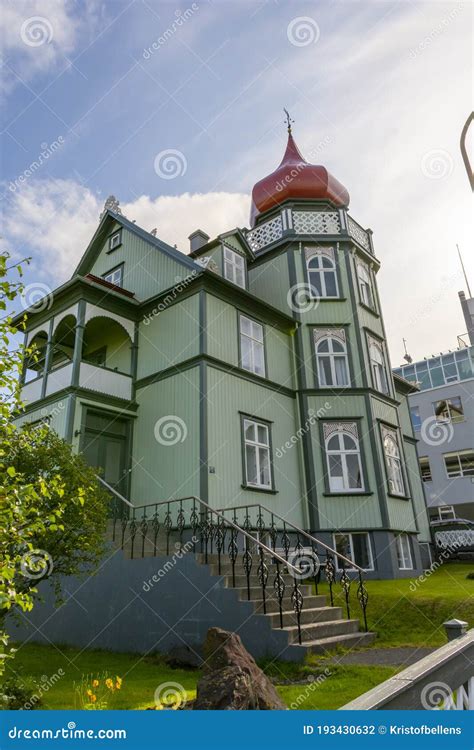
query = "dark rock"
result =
(164, 644, 202, 669)
(193, 628, 286, 710)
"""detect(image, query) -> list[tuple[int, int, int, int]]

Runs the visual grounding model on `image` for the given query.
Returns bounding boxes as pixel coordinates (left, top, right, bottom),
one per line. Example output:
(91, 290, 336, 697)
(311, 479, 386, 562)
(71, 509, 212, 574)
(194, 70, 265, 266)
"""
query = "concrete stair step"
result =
(222, 573, 302, 588)
(286, 618, 360, 644)
(267, 606, 343, 628)
(236, 584, 313, 601)
(253, 595, 327, 614)
(303, 631, 376, 654)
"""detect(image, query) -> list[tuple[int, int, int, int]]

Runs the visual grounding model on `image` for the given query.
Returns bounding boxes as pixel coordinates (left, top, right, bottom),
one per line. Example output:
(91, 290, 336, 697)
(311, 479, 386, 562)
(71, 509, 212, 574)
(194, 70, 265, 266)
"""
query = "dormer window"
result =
(103, 264, 123, 287)
(108, 229, 122, 252)
(224, 247, 246, 288)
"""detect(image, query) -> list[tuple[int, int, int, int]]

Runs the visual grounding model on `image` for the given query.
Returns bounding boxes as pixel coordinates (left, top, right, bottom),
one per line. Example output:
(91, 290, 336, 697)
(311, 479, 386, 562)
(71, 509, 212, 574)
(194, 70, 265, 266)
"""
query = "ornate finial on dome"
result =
(100, 195, 123, 220)
(283, 107, 294, 135)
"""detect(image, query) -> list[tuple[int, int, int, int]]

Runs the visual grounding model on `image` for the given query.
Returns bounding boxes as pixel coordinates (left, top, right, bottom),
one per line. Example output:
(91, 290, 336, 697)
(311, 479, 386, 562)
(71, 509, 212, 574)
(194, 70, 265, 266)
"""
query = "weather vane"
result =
(283, 108, 294, 134)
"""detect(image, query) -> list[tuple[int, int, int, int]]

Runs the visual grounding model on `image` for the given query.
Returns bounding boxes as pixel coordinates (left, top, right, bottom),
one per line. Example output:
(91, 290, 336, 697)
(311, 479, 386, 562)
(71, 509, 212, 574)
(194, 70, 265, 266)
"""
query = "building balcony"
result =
(21, 361, 133, 405)
(245, 205, 373, 255)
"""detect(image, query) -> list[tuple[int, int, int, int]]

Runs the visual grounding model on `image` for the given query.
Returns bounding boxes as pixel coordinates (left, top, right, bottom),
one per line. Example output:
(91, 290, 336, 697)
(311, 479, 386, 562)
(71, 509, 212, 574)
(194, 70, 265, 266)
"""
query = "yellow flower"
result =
(115, 676, 122, 687)
(92, 679, 99, 688)
(86, 689, 93, 697)
(90, 694, 97, 703)
(105, 678, 114, 690)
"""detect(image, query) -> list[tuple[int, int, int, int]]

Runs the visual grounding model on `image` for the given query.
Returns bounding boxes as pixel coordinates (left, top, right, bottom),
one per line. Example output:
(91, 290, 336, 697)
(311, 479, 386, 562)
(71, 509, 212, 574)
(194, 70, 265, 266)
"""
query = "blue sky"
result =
(1, 0, 473, 364)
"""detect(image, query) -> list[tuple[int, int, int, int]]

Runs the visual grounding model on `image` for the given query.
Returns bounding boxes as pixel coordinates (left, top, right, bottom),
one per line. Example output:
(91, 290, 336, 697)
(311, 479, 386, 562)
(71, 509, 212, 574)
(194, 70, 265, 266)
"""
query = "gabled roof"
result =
(74, 209, 201, 277)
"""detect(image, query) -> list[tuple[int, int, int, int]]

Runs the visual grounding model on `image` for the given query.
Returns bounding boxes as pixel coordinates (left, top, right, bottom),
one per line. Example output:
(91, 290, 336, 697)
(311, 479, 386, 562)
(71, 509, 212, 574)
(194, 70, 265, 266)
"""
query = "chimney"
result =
(189, 229, 210, 253)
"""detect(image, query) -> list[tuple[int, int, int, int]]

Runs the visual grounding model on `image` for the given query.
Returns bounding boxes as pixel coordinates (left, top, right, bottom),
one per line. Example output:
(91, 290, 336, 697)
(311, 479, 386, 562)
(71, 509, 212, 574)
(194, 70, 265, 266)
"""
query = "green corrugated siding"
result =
(90, 227, 194, 300)
(248, 252, 291, 312)
(137, 294, 200, 379)
(206, 366, 305, 527)
(307, 394, 383, 529)
(371, 397, 398, 425)
(403, 441, 431, 541)
(205, 293, 294, 387)
(132, 369, 200, 504)
(14, 397, 70, 438)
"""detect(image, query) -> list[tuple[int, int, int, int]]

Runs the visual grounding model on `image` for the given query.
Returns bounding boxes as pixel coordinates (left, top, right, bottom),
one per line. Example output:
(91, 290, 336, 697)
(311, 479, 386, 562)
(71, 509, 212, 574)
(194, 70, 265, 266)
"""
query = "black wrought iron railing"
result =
(98, 479, 369, 639)
(216, 502, 369, 632)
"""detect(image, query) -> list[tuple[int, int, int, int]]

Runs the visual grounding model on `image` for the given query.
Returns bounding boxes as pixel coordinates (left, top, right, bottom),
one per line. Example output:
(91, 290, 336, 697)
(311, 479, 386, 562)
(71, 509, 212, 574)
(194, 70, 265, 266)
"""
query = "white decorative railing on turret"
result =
(246, 206, 371, 253)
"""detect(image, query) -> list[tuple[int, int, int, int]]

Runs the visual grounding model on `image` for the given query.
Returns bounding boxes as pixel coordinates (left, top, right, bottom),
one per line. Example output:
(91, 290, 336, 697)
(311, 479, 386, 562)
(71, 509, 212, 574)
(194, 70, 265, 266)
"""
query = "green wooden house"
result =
(15, 129, 432, 585)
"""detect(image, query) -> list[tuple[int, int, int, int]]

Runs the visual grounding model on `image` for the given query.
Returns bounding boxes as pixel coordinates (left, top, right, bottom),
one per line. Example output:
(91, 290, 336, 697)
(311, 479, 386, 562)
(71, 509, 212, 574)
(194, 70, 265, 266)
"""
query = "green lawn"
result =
(316, 561, 474, 647)
(4, 562, 473, 710)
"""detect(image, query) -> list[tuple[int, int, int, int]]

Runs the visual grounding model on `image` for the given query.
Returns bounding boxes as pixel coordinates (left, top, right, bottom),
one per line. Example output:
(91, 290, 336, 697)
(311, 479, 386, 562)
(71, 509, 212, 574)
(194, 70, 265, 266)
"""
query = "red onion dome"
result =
(250, 133, 350, 227)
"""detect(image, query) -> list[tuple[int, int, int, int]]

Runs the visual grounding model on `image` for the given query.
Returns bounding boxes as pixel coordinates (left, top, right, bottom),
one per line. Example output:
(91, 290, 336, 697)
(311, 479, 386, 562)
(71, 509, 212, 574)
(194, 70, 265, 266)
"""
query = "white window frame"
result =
(315, 334, 350, 387)
(239, 315, 265, 377)
(410, 405, 421, 432)
(108, 230, 122, 251)
(443, 450, 474, 478)
(369, 338, 389, 394)
(102, 265, 123, 287)
(333, 532, 374, 571)
(306, 252, 339, 298)
(382, 427, 406, 496)
(325, 427, 364, 493)
(419, 456, 432, 483)
(434, 396, 464, 424)
(357, 262, 375, 309)
(224, 247, 246, 289)
(242, 418, 272, 490)
(395, 534, 413, 570)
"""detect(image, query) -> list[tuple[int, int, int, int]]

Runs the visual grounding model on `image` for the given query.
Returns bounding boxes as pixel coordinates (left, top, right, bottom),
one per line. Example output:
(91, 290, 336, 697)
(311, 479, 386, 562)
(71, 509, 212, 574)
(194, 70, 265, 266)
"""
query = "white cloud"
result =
(2, 178, 250, 280)
(0, 0, 104, 97)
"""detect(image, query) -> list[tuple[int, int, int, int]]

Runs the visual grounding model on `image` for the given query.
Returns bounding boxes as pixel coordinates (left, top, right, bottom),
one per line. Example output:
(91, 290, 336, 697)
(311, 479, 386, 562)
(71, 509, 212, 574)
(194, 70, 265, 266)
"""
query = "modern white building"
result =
(393, 296, 474, 524)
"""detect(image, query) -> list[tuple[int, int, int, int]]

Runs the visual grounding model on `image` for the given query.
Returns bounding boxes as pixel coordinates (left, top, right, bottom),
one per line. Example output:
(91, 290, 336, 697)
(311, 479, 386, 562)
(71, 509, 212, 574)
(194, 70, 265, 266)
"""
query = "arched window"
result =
(369, 340, 389, 394)
(307, 253, 339, 298)
(326, 430, 364, 492)
(357, 263, 374, 308)
(316, 336, 349, 387)
(383, 431, 405, 496)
